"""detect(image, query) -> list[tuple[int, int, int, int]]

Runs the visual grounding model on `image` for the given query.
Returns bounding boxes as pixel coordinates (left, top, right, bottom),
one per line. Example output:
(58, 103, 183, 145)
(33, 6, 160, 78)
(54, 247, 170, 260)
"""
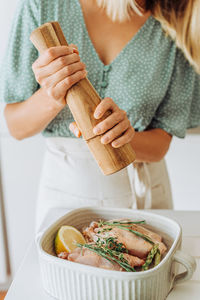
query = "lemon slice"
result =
(55, 225, 86, 255)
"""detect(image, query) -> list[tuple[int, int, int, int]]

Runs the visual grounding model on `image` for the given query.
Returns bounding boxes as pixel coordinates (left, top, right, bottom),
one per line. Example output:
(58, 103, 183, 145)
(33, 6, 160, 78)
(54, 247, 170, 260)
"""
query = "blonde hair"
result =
(97, 0, 200, 73)
(96, 0, 143, 23)
(152, 0, 200, 74)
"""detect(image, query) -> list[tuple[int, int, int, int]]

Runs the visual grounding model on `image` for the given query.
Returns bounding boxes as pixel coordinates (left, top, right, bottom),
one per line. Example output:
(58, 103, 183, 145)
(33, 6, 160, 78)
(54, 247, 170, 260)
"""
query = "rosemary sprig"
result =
(99, 220, 146, 226)
(142, 244, 159, 271)
(76, 243, 136, 272)
(97, 220, 153, 245)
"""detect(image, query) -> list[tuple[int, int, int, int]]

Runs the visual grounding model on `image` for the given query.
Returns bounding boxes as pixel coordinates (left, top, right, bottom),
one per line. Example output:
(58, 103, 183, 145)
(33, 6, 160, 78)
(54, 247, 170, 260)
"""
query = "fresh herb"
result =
(99, 220, 146, 226)
(97, 220, 153, 245)
(103, 237, 128, 253)
(98, 220, 105, 227)
(142, 244, 159, 271)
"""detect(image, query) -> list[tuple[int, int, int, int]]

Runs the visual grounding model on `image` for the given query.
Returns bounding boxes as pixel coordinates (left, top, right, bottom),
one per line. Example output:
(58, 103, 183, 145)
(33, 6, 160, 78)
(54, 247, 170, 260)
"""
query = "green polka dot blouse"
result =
(1, 0, 200, 138)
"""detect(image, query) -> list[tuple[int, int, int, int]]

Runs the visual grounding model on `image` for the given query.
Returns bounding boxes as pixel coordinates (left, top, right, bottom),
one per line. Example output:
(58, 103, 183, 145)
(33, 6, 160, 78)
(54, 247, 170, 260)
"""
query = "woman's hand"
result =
(32, 45, 87, 104)
(93, 97, 135, 147)
(69, 97, 135, 148)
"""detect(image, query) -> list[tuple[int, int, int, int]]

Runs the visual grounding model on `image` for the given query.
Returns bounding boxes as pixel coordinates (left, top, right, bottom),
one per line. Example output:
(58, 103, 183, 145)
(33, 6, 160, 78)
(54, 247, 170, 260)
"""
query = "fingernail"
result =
(73, 48, 79, 54)
(69, 123, 74, 132)
(94, 111, 101, 119)
(82, 70, 87, 77)
(75, 128, 80, 137)
(101, 137, 108, 144)
(112, 141, 118, 147)
(93, 127, 100, 135)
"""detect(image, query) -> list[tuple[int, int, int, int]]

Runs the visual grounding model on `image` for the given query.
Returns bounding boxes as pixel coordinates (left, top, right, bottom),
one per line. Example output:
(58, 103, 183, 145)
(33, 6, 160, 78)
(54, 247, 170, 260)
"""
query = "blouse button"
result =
(103, 65, 112, 72)
(101, 81, 108, 88)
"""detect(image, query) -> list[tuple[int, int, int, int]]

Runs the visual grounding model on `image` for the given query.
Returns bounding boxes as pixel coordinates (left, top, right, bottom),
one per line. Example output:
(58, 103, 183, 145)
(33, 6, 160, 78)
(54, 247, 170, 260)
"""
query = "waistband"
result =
(46, 137, 89, 151)
(45, 137, 94, 160)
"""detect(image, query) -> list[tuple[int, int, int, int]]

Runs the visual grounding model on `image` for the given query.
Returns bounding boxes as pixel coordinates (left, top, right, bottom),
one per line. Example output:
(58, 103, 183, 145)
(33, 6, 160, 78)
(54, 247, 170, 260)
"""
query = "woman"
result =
(1, 0, 200, 230)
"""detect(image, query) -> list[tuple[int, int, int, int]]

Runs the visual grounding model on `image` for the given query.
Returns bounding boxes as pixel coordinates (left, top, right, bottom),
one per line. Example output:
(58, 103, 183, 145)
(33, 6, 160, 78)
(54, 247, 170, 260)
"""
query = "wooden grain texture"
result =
(51, 22, 68, 46)
(30, 22, 136, 174)
(67, 78, 109, 140)
(87, 135, 136, 175)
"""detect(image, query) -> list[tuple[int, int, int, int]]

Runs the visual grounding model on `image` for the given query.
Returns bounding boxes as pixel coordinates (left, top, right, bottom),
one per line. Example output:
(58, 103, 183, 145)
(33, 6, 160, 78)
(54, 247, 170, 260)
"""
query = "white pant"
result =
(36, 138, 173, 231)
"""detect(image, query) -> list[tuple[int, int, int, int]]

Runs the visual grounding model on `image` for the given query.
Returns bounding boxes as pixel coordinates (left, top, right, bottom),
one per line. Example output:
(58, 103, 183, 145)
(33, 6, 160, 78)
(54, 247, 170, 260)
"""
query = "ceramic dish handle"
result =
(172, 250, 196, 285)
(35, 231, 44, 244)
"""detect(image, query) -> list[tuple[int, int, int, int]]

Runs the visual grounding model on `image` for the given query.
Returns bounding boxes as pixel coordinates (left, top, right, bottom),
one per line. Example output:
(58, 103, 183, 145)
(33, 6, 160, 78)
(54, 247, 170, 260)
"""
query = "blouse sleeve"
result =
(148, 49, 200, 138)
(0, 0, 40, 104)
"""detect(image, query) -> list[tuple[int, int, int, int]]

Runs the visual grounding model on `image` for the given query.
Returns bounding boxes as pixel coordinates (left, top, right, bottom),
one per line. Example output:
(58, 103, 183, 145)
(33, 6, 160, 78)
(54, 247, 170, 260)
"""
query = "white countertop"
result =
(5, 209, 200, 300)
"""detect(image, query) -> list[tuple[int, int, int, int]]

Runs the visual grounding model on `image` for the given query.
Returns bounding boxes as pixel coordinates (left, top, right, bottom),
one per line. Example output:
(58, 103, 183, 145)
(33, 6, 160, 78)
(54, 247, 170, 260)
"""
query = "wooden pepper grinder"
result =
(30, 22, 136, 175)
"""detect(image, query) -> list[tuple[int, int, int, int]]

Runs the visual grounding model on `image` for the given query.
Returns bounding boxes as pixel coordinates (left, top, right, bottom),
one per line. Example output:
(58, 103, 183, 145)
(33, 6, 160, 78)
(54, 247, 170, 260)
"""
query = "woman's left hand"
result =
(69, 97, 135, 148)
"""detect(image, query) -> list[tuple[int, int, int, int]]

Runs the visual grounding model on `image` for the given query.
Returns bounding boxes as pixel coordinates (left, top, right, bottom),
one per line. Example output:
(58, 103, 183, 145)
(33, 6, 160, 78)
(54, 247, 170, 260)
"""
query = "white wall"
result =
(0, 120, 45, 276)
(0, 0, 200, 281)
(0, 168, 9, 286)
(0, 0, 45, 278)
(166, 135, 200, 210)
(0, 0, 18, 55)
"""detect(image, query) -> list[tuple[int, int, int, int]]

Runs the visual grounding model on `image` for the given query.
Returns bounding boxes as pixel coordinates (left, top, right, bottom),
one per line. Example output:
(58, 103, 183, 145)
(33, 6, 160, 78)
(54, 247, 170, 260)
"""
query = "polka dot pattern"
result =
(0, 0, 200, 138)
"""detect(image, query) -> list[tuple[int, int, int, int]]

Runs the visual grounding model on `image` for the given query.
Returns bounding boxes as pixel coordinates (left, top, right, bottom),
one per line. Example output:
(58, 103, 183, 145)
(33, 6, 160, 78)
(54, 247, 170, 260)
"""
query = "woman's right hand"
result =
(32, 45, 87, 104)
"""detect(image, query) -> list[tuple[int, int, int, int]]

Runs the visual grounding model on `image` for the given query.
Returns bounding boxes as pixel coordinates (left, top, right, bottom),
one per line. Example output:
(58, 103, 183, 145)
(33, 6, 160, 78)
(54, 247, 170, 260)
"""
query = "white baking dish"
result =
(36, 207, 196, 300)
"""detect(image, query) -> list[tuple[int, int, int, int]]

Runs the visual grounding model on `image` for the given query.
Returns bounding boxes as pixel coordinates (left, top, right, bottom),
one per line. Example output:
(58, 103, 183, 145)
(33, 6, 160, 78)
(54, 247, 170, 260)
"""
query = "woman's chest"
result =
(83, 38, 175, 114)
(78, 0, 151, 65)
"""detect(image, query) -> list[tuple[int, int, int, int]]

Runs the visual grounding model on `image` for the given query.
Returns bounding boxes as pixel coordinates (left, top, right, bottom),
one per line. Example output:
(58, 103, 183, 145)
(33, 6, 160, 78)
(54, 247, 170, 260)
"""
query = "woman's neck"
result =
(93, 0, 149, 22)
(79, 0, 151, 65)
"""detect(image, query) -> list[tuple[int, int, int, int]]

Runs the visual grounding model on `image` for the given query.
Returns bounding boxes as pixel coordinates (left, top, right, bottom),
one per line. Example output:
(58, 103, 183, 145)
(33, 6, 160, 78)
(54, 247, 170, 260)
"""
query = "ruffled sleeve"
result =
(0, 0, 40, 103)
(148, 49, 200, 138)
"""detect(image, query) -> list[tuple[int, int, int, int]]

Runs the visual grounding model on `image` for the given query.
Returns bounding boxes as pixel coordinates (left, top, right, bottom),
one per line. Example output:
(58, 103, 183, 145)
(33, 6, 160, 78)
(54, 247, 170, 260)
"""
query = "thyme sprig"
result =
(97, 220, 154, 245)
(99, 220, 146, 226)
(100, 237, 128, 254)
